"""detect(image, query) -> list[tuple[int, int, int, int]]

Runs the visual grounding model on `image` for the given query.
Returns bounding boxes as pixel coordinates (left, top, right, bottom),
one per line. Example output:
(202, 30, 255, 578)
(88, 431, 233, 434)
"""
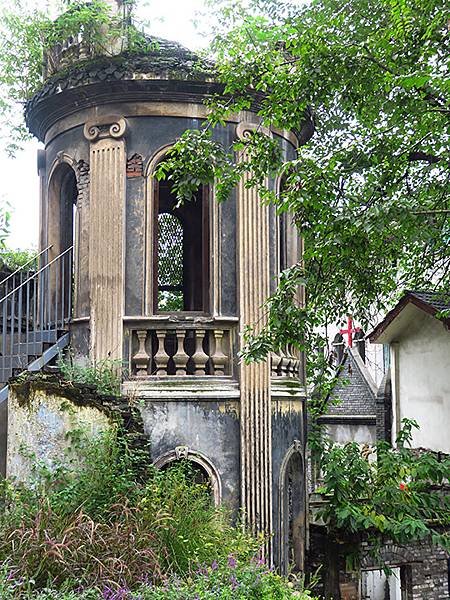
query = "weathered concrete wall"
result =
(394, 309, 450, 452)
(139, 397, 240, 511)
(7, 378, 111, 482)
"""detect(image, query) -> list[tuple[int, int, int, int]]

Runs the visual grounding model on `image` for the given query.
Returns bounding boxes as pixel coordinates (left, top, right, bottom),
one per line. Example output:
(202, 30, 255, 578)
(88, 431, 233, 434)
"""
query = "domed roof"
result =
(25, 35, 215, 140)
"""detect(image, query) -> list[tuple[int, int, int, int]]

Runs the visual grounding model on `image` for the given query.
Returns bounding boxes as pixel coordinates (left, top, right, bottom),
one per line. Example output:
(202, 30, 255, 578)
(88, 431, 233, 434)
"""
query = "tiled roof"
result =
(369, 289, 450, 342)
(407, 290, 450, 314)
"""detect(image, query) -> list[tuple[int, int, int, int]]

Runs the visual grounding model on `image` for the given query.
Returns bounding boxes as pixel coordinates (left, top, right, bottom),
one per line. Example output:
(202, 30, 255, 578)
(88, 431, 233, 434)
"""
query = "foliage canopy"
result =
(160, 0, 449, 367)
(317, 419, 450, 560)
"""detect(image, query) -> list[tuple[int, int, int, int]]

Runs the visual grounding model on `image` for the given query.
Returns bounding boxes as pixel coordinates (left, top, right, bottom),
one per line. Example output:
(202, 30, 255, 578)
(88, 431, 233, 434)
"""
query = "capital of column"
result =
(83, 115, 128, 142)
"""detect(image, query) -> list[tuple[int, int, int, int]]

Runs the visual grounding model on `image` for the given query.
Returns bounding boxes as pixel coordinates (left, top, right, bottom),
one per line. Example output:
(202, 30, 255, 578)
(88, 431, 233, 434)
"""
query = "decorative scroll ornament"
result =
(83, 116, 127, 141)
(236, 120, 273, 142)
(293, 439, 302, 453)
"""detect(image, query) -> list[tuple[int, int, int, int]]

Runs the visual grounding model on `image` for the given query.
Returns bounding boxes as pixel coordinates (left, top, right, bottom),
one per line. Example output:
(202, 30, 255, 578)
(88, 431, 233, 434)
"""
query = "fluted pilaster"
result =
(85, 117, 127, 362)
(236, 121, 273, 557)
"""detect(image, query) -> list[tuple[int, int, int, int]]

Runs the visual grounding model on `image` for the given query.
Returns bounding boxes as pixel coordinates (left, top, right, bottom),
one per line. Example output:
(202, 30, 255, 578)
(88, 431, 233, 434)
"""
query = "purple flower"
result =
(211, 559, 218, 571)
(102, 586, 131, 600)
(227, 555, 237, 568)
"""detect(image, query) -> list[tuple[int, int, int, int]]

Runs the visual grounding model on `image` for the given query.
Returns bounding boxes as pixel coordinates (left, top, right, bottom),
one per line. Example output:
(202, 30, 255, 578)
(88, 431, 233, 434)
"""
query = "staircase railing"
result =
(0, 245, 51, 288)
(0, 246, 73, 385)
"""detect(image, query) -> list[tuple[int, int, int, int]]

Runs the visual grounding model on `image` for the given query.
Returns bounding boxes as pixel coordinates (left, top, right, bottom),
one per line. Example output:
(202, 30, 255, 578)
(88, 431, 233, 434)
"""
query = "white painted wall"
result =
(361, 568, 401, 600)
(393, 308, 450, 453)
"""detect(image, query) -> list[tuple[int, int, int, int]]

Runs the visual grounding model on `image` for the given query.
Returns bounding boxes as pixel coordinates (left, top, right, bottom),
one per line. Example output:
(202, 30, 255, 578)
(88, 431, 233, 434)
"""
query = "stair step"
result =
(12, 342, 44, 356)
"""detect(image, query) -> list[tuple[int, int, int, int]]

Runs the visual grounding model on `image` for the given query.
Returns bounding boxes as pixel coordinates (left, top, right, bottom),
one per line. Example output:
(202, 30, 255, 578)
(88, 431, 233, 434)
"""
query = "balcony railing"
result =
(128, 317, 236, 378)
(270, 344, 302, 378)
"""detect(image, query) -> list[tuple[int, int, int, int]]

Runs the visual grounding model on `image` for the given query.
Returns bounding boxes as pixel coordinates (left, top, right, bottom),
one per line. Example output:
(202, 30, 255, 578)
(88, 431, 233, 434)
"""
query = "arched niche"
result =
(279, 441, 306, 574)
(47, 159, 78, 262)
(46, 159, 79, 321)
(153, 447, 222, 506)
(144, 146, 210, 315)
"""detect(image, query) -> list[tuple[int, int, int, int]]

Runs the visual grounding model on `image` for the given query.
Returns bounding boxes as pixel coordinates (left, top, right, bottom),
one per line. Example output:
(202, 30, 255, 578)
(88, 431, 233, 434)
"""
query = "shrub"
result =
(0, 557, 319, 599)
(0, 429, 265, 595)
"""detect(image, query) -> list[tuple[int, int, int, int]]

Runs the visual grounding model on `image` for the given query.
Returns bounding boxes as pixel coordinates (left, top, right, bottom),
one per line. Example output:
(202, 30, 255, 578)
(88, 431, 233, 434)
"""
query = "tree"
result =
(317, 419, 450, 570)
(159, 0, 449, 373)
(157, 0, 450, 577)
(0, 0, 448, 575)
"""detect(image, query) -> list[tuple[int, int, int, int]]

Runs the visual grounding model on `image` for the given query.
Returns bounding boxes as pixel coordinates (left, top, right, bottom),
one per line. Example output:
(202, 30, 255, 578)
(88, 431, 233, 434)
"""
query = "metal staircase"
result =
(0, 246, 73, 402)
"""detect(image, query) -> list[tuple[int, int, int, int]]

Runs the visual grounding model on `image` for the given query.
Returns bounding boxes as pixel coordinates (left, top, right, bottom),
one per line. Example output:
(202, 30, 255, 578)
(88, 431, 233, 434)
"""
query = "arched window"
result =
(277, 178, 300, 276)
(154, 179, 209, 313)
(279, 446, 305, 574)
(153, 448, 221, 505)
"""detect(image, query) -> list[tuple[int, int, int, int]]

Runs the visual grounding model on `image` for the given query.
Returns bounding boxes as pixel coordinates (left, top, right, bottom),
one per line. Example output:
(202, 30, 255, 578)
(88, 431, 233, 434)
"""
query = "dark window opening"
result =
(154, 180, 209, 312)
(279, 213, 288, 273)
(159, 459, 213, 501)
(281, 452, 305, 574)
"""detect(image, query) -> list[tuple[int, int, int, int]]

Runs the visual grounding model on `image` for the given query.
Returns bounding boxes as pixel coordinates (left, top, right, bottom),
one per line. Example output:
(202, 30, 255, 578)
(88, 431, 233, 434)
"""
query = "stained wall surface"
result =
(394, 308, 450, 452)
(7, 381, 111, 482)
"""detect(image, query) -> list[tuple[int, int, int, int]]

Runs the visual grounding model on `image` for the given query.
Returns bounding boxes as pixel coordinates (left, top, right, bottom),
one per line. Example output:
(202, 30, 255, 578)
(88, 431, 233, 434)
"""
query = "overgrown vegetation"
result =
(0, 247, 37, 272)
(316, 419, 450, 568)
(0, 0, 151, 155)
(156, 0, 449, 428)
(57, 353, 124, 397)
(0, 427, 316, 598)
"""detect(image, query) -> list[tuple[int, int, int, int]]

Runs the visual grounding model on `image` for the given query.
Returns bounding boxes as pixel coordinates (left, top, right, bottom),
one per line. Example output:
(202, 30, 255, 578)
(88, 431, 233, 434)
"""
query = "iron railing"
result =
(0, 246, 73, 385)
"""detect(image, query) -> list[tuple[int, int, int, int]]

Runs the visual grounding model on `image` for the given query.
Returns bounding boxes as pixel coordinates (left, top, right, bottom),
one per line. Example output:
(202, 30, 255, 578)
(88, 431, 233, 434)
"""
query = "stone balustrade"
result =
(129, 318, 235, 377)
(271, 344, 302, 378)
(44, 34, 90, 79)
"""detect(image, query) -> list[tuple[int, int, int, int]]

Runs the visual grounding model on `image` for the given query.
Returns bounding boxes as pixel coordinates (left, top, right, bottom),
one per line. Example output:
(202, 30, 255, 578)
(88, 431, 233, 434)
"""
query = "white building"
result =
(369, 290, 450, 453)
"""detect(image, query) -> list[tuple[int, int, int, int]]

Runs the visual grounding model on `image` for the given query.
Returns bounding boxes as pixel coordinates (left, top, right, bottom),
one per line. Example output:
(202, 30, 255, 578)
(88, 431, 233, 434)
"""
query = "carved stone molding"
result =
(175, 446, 189, 460)
(153, 448, 222, 506)
(293, 439, 302, 453)
(236, 120, 272, 141)
(83, 116, 127, 141)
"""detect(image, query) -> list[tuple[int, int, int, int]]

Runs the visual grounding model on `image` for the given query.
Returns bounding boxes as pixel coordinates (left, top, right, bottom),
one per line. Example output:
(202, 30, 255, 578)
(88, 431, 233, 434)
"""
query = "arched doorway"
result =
(279, 443, 306, 574)
(46, 162, 78, 326)
(48, 162, 77, 261)
(153, 447, 222, 506)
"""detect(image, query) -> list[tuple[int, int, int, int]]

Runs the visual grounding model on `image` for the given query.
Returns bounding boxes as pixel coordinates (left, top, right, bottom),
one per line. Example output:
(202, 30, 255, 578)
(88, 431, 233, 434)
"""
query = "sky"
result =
(0, 0, 210, 249)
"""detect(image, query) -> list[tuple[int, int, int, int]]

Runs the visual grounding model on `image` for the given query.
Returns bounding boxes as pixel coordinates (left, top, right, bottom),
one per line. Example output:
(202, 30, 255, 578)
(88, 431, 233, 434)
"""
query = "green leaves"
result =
(317, 420, 450, 556)
(0, 0, 149, 155)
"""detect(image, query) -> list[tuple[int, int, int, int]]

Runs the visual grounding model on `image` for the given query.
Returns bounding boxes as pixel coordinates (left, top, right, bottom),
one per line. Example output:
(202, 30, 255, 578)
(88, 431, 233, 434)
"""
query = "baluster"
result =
(154, 329, 169, 375)
(192, 328, 208, 375)
(211, 329, 228, 375)
(286, 344, 295, 376)
(280, 346, 289, 377)
(132, 330, 150, 377)
(173, 329, 188, 375)
(271, 351, 282, 377)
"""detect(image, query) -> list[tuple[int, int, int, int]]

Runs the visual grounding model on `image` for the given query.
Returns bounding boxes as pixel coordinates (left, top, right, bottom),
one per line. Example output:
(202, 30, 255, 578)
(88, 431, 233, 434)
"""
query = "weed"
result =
(57, 353, 125, 397)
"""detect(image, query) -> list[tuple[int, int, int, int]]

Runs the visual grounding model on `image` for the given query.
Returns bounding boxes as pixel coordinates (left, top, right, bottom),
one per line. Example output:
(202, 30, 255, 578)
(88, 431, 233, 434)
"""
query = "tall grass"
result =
(0, 427, 259, 595)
